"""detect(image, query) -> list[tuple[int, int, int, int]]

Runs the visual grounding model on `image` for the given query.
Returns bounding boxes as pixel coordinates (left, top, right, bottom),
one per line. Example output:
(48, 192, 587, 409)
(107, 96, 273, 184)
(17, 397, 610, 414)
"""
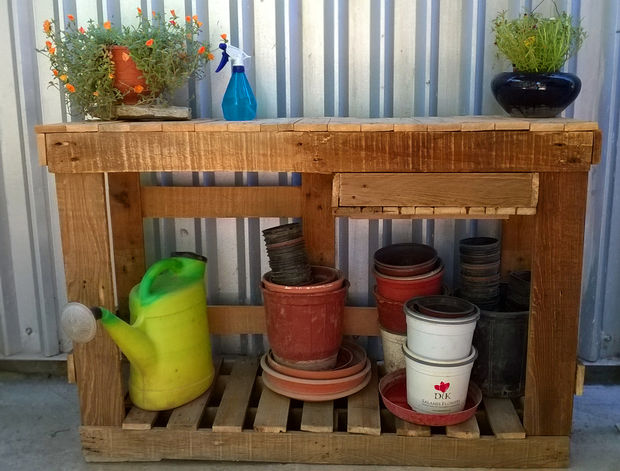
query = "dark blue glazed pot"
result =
(491, 71, 581, 118)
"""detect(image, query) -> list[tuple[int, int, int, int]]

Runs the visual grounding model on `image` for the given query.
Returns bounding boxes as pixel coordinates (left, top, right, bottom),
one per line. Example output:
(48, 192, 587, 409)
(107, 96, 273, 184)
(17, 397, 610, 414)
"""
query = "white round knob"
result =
(60, 302, 97, 343)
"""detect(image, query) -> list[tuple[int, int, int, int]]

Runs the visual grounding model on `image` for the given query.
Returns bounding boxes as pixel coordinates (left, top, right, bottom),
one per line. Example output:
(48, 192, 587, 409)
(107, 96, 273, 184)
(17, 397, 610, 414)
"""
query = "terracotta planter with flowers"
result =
(38, 9, 217, 119)
(109, 46, 149, 104)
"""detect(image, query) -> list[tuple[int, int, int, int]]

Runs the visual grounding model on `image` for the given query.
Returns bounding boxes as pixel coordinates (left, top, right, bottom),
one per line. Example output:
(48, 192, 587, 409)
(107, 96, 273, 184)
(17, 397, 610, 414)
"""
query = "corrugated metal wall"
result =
(1, 0, 619, 360)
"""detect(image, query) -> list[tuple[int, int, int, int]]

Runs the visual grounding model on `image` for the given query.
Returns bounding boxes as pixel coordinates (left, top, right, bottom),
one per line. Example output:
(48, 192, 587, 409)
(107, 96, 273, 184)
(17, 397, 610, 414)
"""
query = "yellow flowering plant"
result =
(492, 10, 586, 73)
(39, 9, 214, 120)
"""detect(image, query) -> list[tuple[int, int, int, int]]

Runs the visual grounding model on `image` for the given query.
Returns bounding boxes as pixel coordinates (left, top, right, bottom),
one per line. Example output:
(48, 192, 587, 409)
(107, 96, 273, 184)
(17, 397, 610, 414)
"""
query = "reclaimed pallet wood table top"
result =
(34, 116, 601, 174)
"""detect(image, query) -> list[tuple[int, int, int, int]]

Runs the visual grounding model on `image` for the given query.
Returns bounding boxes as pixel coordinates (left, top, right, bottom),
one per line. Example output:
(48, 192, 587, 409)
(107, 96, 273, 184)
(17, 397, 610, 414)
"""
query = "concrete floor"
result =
(0, 370, 619, 471)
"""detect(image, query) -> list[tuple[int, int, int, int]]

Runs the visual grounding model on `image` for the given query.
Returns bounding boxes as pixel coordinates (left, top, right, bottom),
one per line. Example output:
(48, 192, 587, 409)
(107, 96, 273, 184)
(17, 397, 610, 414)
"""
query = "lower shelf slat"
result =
(301, 401, 334, 433)
(98, 356, 566, 467)
(80, 427, 569, 467)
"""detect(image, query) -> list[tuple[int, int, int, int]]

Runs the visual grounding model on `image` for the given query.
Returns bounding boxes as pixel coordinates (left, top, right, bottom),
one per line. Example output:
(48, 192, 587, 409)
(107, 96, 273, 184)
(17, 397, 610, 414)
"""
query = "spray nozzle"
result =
(215, 43, 250, 73)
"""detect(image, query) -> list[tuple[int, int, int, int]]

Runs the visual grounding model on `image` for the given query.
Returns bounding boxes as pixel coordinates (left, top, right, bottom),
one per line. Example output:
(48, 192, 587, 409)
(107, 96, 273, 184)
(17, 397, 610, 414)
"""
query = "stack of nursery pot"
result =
(403, 295, 479, 414)
(372, 243, 444, 373)
(261, 223, 348, 372)
(262, 223, 312, 286)
(471, 277, 530, 398)
(458, 237, 501, 310)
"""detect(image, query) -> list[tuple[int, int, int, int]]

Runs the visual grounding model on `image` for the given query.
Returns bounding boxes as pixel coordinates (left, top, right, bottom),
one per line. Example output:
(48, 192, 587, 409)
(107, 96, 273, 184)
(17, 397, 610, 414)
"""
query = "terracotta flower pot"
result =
(109, 45, 149, 104)
(262, 266, 343, 294)
(261, 281, 348, 370)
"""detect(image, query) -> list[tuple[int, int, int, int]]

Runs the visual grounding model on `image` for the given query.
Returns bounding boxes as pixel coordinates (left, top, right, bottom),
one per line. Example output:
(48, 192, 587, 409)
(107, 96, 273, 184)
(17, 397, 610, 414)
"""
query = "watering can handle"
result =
(138, 258, 184, 306)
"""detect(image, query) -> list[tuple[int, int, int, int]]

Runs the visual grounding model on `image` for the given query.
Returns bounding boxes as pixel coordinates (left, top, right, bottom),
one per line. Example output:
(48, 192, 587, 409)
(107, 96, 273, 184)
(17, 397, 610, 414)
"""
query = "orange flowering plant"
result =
(39, 10, 213, 119)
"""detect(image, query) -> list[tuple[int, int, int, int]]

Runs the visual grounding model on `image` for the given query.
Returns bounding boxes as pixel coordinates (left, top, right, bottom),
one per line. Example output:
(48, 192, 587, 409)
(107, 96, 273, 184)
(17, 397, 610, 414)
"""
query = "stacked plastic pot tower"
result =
(260, 223, 370, 401)
(403, 295, 479, 414)
(372, 243, 444, 372)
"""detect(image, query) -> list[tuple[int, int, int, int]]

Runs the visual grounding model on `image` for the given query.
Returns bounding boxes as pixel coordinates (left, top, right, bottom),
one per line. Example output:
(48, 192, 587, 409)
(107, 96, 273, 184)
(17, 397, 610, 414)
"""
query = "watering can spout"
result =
(100, 307, 155, 370)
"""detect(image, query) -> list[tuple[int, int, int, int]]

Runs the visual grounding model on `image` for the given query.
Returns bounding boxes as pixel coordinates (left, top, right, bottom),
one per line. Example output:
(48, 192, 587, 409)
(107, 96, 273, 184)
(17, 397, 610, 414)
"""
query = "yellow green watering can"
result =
(62, 253, 215, 411)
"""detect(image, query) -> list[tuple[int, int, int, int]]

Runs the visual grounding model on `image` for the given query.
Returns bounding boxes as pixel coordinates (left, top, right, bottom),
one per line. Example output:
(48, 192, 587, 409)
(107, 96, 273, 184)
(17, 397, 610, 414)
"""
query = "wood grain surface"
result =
(80, 426, 569, 467)
(524, 172, 589, 436)
(55, 173, 124, 426)
(108, 173, 145, 318)
(336, 173, 538, 208)
(44, 130, 596, 174)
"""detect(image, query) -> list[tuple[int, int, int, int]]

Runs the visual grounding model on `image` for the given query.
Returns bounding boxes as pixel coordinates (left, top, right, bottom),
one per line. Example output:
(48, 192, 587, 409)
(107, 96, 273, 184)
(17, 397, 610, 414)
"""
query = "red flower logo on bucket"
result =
(434, 381, 450, 393)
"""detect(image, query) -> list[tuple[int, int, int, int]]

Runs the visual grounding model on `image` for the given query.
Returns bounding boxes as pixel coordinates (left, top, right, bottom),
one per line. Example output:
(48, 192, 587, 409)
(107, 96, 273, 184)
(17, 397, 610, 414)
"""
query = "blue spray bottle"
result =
(215, 43, 257, 121)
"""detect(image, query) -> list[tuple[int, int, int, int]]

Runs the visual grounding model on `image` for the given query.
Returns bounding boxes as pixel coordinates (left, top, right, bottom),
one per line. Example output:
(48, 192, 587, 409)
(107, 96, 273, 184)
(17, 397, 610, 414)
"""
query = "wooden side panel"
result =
(36, 133, 47, 166)
(80, 427, 570, 467)
(212, 357, 259, 432)
(575, 361, 585, 396)
(524, 172, 589, 436)
(347, 363, 380, 435)
(592, 129, 603, 164)
(500, 216, 534, 276)
(140, 186, 303, 218)
(66, 352, 76, 384)
(45, 131, 595, 174)
(337, 173, 537, 208)
(301, 173, 335, 267)
(55, 173, 123, 427)
(207, 306, 379, 336)
(300, 401, 334, 433)
(108, 173, 145, 318)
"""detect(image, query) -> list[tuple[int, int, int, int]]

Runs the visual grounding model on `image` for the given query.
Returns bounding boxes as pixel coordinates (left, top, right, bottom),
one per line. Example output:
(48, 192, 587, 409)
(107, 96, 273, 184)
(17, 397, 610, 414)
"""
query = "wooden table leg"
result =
(56, 173, 124, 426)
(108, 173, 145, 319)
(524, 172, 588, 436)
(301, 173, 335, 267)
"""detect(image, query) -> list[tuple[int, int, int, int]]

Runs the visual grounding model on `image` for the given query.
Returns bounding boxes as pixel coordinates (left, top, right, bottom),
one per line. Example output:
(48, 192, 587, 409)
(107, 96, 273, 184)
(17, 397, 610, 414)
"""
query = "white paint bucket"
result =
(403, 343, 477, 413)
(380, 327, 407, 373)
(404, 300, 480, 361)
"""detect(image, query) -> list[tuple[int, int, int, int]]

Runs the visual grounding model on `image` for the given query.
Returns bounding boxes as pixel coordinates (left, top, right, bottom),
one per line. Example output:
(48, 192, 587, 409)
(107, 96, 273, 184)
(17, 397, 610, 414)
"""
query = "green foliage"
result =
(492, 9, 586, 73)
(38, 11, 213, 120)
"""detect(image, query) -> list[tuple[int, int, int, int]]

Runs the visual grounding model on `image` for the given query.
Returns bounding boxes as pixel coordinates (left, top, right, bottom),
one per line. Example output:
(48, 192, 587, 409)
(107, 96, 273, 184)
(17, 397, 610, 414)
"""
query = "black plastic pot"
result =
(459, 237, 500, 255)
(471, 292, 529, 398)
(410, 295, 476, 319)
(491, 71, 581, 118)
(262, 223, 303, 245)
(263, 222, 312, 285)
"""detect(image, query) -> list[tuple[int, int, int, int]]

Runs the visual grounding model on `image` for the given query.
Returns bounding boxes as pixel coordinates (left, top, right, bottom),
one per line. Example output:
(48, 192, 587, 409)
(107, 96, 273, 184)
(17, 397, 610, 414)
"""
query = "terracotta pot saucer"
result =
(260, 354, 371, 400)
(266, 341, 366, 380)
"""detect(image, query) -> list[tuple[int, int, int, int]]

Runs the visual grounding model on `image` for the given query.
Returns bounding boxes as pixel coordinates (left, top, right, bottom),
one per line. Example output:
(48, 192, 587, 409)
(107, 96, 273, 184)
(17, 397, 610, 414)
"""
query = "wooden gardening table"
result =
(35, 116, 601, 467)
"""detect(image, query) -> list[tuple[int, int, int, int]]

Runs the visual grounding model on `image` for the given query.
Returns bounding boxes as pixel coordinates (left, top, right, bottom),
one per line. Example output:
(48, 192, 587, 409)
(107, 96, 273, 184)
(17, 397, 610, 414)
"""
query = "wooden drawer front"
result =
(333, 173, 538, 216)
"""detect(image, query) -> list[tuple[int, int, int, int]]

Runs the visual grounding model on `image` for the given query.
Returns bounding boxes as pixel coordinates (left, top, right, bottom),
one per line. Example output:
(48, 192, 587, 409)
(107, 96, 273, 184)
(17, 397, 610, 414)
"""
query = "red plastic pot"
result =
(374, 264, 444, 302)
(374, 287, 407, 333)
(374, 243, 438, 277)
(379, 369, 482, 426)
(261, 281, 348, 370)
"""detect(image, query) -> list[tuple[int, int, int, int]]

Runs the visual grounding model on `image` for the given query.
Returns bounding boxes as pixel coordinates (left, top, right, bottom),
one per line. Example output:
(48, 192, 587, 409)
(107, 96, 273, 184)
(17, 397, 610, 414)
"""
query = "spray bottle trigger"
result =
(215, 44, 229, 73)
